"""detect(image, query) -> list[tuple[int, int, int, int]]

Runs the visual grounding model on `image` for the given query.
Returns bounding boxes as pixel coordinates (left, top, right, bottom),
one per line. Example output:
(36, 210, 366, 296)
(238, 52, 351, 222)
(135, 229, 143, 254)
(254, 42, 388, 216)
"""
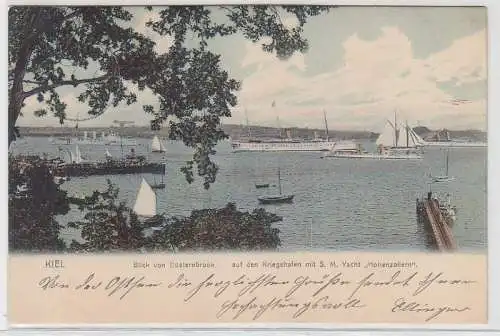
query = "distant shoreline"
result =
(16, 125, 486, 141)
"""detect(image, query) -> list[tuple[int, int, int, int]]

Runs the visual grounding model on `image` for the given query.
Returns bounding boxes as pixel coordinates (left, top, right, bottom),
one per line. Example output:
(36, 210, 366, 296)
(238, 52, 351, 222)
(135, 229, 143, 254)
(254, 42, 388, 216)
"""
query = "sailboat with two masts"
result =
(431, 149, 455, 182)
(257, 167, 294, 204)
(323, 112, 423, 160)
(376, 112, 423, 154)
(62, 144, 85, 164)
(55, 144, 85, 182)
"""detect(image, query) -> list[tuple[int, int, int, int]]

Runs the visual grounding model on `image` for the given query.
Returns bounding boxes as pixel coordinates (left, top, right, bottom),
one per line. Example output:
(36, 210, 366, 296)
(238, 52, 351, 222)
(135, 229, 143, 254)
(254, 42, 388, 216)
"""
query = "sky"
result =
(17, 6, 488, 132)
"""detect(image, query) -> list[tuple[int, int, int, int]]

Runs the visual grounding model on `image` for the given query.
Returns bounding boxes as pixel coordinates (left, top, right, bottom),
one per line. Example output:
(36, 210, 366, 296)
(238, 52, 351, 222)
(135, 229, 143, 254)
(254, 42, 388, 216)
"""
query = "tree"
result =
(8, 155, 70, 251)
(148, 203, 282, 251)
(67, 180, 153, 252)
(9, 6, 329, 188)
(66, 182, 282, 252)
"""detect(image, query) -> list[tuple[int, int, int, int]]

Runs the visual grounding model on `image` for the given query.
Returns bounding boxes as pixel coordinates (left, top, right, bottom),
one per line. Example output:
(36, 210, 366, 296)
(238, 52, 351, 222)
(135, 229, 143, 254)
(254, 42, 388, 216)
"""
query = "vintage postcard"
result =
(7, 4, 488, 327)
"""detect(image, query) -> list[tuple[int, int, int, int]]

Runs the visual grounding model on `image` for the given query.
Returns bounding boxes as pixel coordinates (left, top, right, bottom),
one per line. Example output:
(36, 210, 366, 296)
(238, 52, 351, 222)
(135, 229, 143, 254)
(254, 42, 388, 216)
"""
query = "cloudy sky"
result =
(18, 6, 487, 132)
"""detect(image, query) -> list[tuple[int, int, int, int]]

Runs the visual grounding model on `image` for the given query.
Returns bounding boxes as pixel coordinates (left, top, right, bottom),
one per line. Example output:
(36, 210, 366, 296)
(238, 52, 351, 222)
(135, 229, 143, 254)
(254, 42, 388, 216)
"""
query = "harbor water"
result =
(10, 137, 487, 252)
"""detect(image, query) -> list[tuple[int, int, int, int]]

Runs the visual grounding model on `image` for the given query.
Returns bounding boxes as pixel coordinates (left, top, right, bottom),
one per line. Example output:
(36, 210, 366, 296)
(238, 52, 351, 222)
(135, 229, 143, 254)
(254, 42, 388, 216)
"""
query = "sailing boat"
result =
(324, 114, 423, 160)
(73, 145, 84, 163)
(105, 149, 112, 159)
(373, 112, 423, 159)
(151, 135, 166, 153)
(432, 149, 455, 182)
(133, 178, 157, 217)
(257, 167, 294, 204)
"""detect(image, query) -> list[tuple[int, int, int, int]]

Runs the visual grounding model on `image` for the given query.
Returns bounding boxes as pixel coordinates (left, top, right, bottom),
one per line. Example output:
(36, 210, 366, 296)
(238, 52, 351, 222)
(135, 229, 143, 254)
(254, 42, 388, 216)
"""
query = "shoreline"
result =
(15, 125, 486, 142)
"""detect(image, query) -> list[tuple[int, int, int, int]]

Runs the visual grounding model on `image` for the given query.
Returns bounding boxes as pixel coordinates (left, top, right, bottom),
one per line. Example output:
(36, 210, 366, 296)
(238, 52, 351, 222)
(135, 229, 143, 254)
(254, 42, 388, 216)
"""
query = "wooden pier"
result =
(416, 192, 456, 251)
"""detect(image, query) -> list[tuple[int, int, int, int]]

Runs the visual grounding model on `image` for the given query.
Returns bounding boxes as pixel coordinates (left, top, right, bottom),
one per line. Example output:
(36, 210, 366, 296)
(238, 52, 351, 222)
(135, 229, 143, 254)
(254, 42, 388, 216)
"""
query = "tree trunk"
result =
(9, 92, 23, 147)
(8, 8, 41, 147)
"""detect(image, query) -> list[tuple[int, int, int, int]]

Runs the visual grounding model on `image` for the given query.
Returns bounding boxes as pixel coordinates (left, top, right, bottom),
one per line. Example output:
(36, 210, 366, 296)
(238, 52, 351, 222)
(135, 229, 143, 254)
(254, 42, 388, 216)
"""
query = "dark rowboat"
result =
(151, 183, 166, 190)
(255, 183, 270, 189)
(258, 194, 294, 204)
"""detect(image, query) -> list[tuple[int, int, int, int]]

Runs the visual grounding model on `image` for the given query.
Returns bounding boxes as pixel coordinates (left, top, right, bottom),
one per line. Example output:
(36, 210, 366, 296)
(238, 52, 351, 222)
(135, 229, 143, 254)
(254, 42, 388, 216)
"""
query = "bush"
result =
(148, 203, 282, 252)
(68, 180, 151, 252)
(8, 155, 69, 252)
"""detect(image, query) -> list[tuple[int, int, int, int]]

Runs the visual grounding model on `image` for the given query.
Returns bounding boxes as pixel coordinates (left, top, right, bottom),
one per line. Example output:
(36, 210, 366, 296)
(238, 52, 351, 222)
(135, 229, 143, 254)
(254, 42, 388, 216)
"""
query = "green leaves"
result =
(68, 179, 148, 252)
(8, 157, 283, 252)
(8, 156, 70, 252)
(33, 109, 47, 117)
(9, 5, 328, 189)
(149, 202, 282, 251)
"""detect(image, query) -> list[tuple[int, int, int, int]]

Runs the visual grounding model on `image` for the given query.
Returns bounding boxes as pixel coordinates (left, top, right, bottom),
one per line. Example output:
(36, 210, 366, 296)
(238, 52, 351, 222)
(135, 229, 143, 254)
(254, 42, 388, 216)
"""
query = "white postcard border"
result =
(2, 0, 499, 333)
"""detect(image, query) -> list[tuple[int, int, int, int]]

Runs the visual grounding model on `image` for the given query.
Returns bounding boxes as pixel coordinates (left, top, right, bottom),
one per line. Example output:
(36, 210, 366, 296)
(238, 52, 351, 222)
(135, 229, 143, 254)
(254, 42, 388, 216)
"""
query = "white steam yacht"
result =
(231, 110, 335, 152)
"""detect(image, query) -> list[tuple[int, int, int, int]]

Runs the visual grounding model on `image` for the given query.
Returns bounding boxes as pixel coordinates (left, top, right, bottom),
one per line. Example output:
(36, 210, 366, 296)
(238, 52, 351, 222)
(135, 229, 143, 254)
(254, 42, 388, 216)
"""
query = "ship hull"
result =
(423, 141, 486, 148)
(231, 141, 336, 152)
(323, 153, 423, 160)
(53, 162, 166, 177)
(49, 137, 137, 146)
(257, 195, 294, 204)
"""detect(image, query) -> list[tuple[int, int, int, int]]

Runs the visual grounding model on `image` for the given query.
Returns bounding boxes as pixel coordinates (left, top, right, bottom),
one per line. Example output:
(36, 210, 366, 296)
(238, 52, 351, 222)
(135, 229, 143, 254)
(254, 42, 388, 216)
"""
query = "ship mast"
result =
(445, 149, 449, 176)
(278, 167, 282, 195)
(244, 108, 252, 139)
(394, 110, 398, 147)
(323, 109, 329, 140)
(272, 100, 283, 139)
(406, 120, 410, 148)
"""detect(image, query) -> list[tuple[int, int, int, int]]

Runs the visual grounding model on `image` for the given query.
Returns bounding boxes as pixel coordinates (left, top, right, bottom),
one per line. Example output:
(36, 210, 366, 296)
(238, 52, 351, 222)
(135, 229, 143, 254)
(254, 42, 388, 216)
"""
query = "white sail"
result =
(151, 136, 164, 152)
(160, 139, 166, 152)
(133, 178, 156, 217)
(408, 127, 426, 146)
(74, 145, 84, 163)
(398, 123, 421, 148)
(376, 120, 398, 147)
(105, 149, 112, 158)
(65, 149, 74, 163)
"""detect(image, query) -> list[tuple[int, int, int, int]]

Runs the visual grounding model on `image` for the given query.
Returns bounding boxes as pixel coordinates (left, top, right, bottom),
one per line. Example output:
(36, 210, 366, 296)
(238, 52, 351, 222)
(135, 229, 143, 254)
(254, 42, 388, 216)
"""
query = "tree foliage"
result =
(8, 5, 329, 189)
(8, 155, 70, 251)
(8, 156, 283, 252)
(67, 180, 151, 252)
(148, 203, 282, 252)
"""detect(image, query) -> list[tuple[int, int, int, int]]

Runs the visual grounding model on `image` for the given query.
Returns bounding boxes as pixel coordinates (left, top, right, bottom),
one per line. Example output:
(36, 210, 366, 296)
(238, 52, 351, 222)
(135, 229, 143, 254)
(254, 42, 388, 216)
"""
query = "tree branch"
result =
(22, 74, 110, 98)
(23, 79, 45, 84)
(62, 9, 80, 21)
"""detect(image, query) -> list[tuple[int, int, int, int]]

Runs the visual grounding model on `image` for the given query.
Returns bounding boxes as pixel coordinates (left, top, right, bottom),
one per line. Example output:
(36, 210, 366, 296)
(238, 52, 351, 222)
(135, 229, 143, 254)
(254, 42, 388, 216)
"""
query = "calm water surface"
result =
(10, 137, 487, 252)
